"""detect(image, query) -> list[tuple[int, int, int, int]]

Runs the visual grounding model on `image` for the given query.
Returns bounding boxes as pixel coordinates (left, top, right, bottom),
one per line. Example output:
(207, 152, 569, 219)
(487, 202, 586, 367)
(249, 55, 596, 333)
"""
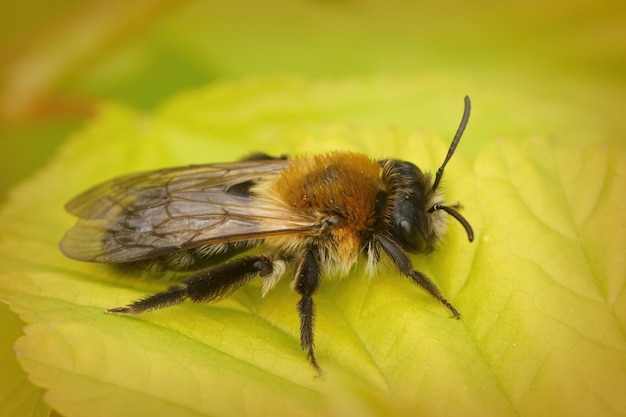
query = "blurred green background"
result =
(1, 0, 625, 200)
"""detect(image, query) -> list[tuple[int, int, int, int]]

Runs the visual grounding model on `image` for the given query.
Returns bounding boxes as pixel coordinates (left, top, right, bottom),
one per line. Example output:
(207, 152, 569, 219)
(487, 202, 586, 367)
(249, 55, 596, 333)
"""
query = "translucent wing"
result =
(60, 159, 317, 263)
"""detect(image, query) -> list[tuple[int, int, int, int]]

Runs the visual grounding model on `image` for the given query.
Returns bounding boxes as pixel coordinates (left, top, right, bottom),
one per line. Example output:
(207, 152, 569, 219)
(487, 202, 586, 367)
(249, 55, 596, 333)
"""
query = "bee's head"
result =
(382, 161, 435, 252)
(382, 160, 473, 253)
(382, 96, 474, 253)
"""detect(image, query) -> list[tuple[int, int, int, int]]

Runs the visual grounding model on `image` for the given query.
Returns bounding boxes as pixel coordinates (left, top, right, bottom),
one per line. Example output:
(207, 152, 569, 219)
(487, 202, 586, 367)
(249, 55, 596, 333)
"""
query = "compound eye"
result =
(399, 219, 426, 252)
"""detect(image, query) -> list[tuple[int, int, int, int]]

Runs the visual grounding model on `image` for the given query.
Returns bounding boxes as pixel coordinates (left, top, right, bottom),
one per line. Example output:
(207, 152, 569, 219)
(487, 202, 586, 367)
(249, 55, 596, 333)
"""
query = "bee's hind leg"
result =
(108, 254, 281, 314)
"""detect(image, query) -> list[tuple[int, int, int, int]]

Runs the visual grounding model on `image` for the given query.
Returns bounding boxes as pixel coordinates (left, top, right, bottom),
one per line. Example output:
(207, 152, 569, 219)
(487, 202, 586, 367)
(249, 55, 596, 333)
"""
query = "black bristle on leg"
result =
(376, 234, 461, 319)
(293, 249, 323, 375)
(297, 297, 322, 374)
(107, 254, 276, 315)
(107, 285, 186, 314)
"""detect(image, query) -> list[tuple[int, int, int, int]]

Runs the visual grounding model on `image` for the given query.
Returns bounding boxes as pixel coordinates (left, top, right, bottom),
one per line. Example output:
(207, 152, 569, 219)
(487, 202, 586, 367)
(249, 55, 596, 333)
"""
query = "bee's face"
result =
(382, 160, 446, 254)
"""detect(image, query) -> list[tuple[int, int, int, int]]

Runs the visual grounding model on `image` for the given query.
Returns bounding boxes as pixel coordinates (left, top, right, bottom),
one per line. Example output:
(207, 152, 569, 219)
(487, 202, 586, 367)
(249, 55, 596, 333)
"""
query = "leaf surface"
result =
(0, 78, 624, 417)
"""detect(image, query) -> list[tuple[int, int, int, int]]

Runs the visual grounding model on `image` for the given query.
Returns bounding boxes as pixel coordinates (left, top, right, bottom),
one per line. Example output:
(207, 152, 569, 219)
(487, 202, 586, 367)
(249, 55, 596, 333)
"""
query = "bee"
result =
(60, 96, 474, 374)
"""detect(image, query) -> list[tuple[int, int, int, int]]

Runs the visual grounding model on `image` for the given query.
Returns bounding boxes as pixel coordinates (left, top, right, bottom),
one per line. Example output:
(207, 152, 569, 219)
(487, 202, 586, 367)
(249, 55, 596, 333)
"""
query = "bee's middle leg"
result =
(293, 248, 323, 375)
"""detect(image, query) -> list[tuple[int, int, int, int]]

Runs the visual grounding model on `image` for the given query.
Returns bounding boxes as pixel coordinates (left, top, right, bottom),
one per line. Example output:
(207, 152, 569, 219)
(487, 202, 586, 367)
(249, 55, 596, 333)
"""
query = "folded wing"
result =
(60, 159, 317, 263)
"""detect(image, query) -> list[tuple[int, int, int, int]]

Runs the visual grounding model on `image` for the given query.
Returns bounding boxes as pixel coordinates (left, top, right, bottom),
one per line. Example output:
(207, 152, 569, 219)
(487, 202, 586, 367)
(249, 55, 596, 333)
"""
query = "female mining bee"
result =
(61, 96, 474, 374)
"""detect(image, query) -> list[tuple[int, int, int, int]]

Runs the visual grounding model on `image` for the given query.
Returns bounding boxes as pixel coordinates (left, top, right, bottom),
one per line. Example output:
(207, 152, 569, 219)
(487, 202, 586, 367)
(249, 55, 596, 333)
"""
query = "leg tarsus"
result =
(108, 254, 278, 315)
(408, 270, 461, 319)
(297, 296, 323, 376)
(441, 298, 461, 319)
(294, 249, 323, 374)
(107, 284, 186, 314)
(377, 234, 461, 318)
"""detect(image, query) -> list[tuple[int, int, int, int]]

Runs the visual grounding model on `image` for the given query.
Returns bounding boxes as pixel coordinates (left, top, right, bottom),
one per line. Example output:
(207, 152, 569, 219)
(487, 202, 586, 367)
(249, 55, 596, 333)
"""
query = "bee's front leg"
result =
(376, 234, 461, 319)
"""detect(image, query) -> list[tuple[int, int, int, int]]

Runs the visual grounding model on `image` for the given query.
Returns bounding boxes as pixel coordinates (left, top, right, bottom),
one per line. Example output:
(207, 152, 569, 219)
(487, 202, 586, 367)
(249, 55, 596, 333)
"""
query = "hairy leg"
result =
(108, 254, 281, 314)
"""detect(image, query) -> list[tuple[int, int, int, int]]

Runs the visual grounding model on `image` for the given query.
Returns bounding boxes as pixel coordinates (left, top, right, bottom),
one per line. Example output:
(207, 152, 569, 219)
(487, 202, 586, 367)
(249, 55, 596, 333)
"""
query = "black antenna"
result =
(428, 203, 474, 242)
(428, 96, 474, 243)
(431, 96, 471, 192)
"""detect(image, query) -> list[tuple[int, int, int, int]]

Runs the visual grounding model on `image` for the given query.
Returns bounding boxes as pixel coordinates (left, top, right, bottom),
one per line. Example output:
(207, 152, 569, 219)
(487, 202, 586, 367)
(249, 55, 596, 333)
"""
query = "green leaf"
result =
(0, 77, 624, 417)
(0, 303, 50, 417)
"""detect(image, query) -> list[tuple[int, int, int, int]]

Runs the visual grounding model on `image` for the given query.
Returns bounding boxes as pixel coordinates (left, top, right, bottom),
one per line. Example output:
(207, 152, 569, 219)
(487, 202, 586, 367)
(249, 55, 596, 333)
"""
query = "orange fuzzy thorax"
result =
(262, 152, 383, 272)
